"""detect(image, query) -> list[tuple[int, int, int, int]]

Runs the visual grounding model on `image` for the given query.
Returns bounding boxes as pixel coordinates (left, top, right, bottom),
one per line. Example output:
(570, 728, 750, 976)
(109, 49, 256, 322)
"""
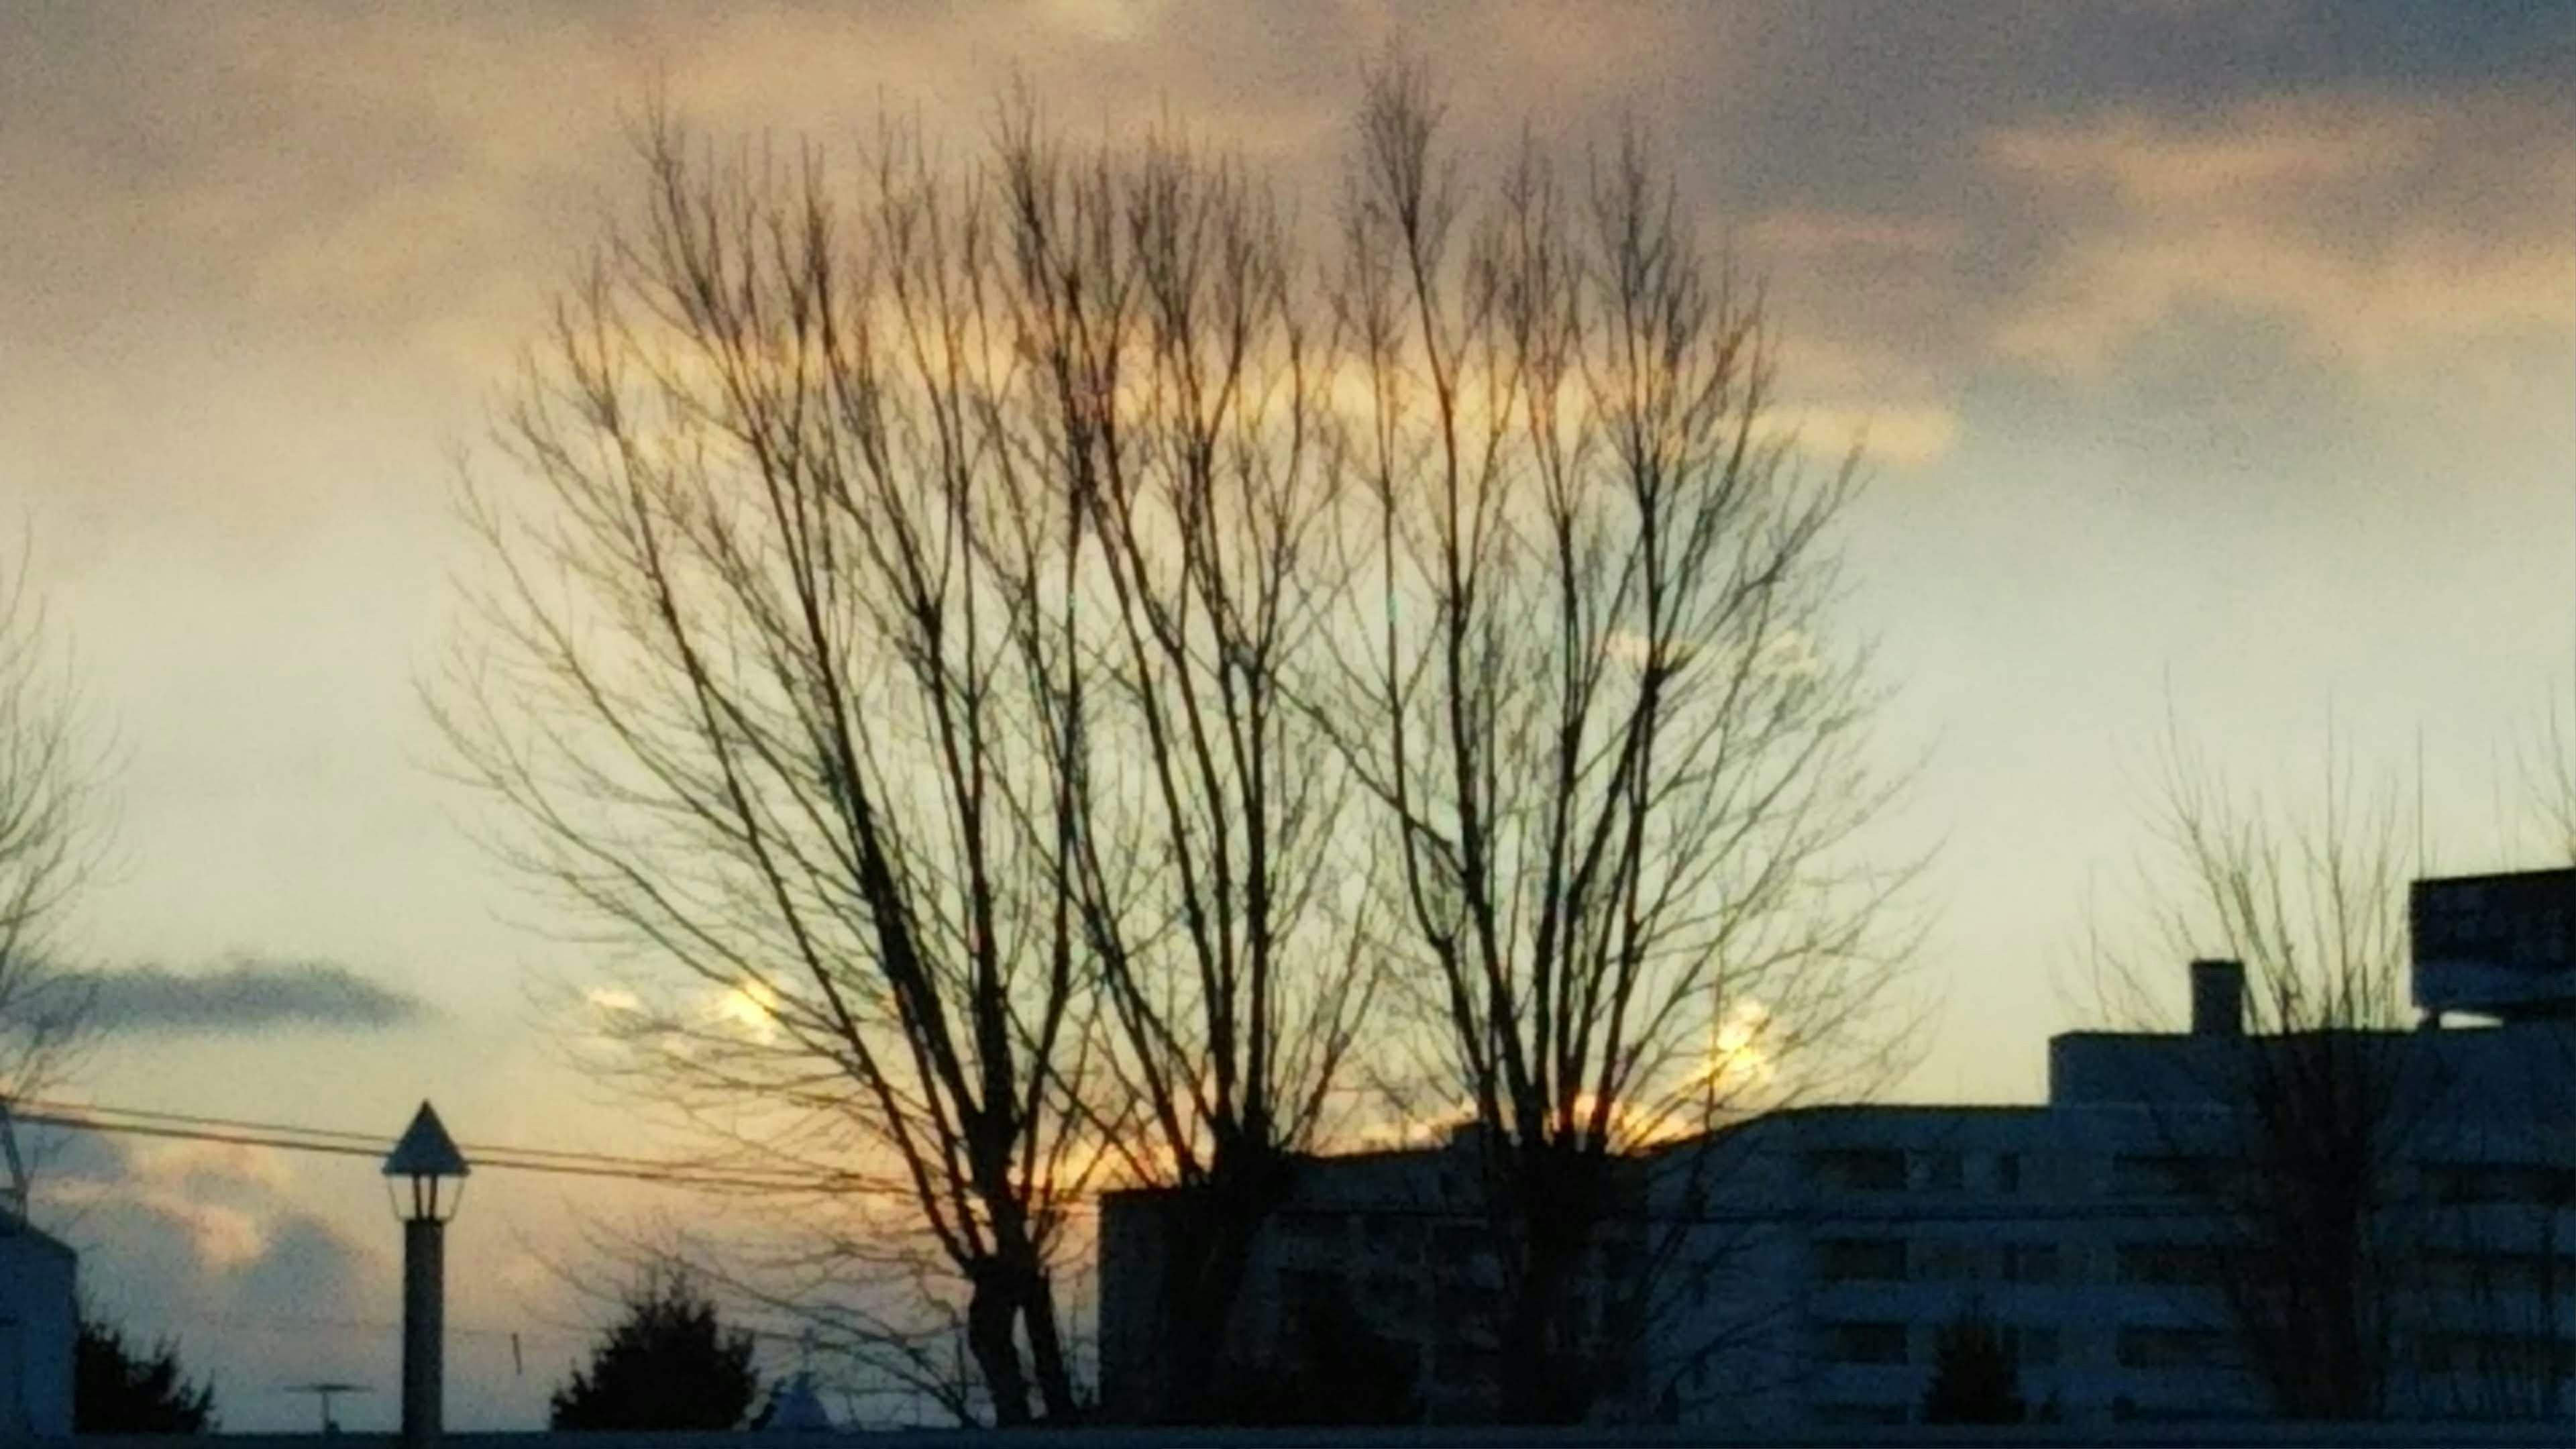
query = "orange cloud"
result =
(1758, 402, 1962, 470)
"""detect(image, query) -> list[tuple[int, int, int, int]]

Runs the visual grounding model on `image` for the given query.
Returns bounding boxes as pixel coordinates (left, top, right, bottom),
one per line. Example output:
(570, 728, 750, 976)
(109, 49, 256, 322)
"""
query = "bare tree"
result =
(440, 95, 1390, 1426)
(1320, 63, 1912, 1422)
(438, 111, 1102, 1424)
(2089, 716, 2434, 1419)
(2525, 692, 2576, 866)
(986, 117, 1383, 1420)
(0, 535, 103, 1175)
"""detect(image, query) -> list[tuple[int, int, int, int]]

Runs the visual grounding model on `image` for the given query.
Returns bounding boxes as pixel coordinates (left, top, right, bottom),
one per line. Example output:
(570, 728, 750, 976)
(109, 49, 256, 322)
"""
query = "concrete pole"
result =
(402, 1216, 445, 1446)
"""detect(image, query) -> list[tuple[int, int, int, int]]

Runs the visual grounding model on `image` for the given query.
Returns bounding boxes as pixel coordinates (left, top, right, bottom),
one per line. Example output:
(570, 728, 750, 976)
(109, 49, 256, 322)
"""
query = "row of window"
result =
(1817, 1322, 2233, 1371)
(1814, 1238, 2570, 1291)
(1823, 1324, 2576, 1375)
(1803, 1150, 2575, 1203)
(2413, 1332, 2576, 1378)
(1813, 1237, 2059, 1284)
(2106, 1156, 2576, 1205)
(2420, 1163, 2576, 1207)
(1805, 1148, 2025, 1193)
(2421, 1250, 2576, 1294)
(1293, 1213, 1649, 1275)
(1816, 1321, 2060, 1367)
(1806, 1149, 2264, 1195)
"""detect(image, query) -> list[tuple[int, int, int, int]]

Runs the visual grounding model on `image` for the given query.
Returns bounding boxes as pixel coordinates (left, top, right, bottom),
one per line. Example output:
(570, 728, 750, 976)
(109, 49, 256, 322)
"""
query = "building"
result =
(0, 1210, 76, 1437)
(1097, 869, 2576, 1430)
(1098, 1131, 1566, 1423)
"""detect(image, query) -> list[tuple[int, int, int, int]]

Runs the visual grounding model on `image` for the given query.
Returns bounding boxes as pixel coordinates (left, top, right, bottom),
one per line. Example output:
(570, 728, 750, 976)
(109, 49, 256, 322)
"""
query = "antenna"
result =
(282, 1381, 370, 1434)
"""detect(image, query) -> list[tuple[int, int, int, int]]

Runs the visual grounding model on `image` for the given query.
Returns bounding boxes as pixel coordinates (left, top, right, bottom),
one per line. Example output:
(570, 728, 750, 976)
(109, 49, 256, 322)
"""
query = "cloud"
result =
(1982, 92, 2576, 381)
(1758, 402, 1964, 470)
(32, 1129, 385, 1415)
(71, 959, 429, 1036)
(1748, 210, 1966, 262)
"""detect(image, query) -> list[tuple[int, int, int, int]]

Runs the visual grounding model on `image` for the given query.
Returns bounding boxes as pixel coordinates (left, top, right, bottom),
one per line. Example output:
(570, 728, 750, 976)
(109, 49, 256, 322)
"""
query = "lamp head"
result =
(382, 1101, 470, 1222)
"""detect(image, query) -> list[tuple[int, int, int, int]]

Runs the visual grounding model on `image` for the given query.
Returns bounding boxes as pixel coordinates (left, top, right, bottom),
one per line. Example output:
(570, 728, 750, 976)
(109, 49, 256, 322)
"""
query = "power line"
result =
(20, 1098, 819, 1181)
(15, 1096, 2367, 1228)
(10, 1097, 1099, 1209)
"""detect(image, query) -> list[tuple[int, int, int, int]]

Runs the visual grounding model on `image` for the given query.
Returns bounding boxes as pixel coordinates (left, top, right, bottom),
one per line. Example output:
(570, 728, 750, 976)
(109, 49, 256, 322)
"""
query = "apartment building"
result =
(1644, 1009, 2572, 1428)
(1097, 868, 2576, 1429)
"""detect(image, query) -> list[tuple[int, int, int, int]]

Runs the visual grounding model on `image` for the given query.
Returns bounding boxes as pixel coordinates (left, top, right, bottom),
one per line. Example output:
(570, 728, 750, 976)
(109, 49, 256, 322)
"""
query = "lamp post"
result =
(383, 1102, 468, 1447)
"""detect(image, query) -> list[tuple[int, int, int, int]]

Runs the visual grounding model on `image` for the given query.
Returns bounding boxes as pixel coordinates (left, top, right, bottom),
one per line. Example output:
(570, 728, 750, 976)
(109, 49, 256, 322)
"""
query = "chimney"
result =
(2190, 959, 2244, 1036)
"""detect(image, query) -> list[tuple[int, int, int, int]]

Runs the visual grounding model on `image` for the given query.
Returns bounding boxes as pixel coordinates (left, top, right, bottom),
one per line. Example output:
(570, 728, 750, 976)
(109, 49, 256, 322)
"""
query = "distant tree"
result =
(2087, 719, 2431, 1419)
(1920, 1297, 2024, 1425)
(550, 1269, 762, 1430)
(74, 1313, 215, 1433)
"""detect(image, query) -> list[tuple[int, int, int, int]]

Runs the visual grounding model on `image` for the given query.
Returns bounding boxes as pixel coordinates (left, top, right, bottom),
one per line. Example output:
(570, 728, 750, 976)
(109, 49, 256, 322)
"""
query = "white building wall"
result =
(1639, 1020, 2576, 1430)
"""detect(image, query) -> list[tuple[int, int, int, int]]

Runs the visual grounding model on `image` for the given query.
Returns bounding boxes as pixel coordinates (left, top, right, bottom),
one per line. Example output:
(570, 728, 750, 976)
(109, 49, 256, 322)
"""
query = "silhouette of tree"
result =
(2088, 716, 2430, 1419)
(550, 1269, 761, 1430)
(74, 1312, 215, 1432)
(975, 100, 1379, 1425)
(0, 535, 107, 1136)
(441, 63, 1911, 1428)
(442, 84, 1372, 1428)
(1321, 59, 1915, 1422)
(439, 100, 1122, 1423)
(1921, 1297, 2023, 1425)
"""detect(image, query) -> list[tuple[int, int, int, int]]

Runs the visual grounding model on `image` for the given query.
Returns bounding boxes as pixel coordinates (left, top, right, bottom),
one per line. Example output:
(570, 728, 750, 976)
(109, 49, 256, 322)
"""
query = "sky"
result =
(3, 0, 2572, 1431)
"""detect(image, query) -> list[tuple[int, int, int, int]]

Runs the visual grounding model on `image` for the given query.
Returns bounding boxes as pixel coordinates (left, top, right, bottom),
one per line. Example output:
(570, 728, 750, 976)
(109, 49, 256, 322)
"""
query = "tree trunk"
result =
(965, 1263, 1032, 1427)
(1155, 1173, 1283, 1421)
(1497, 1148, 1607, 1424)
(1018, 1261, 1077, 1421)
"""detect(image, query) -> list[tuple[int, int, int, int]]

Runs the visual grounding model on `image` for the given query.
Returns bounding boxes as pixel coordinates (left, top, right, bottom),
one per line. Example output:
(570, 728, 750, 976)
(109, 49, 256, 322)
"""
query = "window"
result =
(2007, 1326, 2060, 1368)
(1815, 1238, 1907, 1283)
(2118, 1244, 2229, 1286)
(1366, 1271, 1424, 1316)
(1598, 1236, 1641, 1284)
(1992, 1152, 2021, 1193)
(1813, 1402, 1909, 1426)
(2426, 1250, 2571, 1294)
(1438, 1279, 1501, 1320)
(1917, 1150, 1964, 1191)
(1822, 1322, 1909, 1365)
(2117, 1326, 2232, 1369)
(2112, 1154, 2216, 1197)
(1281, 1269, 1347, 1331)
(1432, 1220, 1489, 1277)
(2425, 1163, 2571, 1206)
(1282, 1268, 1340, 1305)
(1437, 1343, 1499, 1388)
(2002, 1243, 2059, 1284)
(1914, 1242, 1982, 1283)
(1281, 1211, 1348, 1245)
(1365, 1215, 1424, 1258)
(2414, 1333, 2576, 1379)
(1807, 1148, 1907, 1191)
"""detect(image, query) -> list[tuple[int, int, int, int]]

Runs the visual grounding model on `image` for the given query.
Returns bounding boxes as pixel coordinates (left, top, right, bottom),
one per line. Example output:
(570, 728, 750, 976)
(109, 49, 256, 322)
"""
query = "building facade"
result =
(0, 1213, 76, 1438)
(1099, 874, 2576, 1430)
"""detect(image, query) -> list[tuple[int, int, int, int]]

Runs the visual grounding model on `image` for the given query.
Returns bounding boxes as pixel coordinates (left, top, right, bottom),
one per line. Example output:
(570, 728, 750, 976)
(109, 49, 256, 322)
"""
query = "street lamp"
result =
(384, 1102, 468, 1446)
